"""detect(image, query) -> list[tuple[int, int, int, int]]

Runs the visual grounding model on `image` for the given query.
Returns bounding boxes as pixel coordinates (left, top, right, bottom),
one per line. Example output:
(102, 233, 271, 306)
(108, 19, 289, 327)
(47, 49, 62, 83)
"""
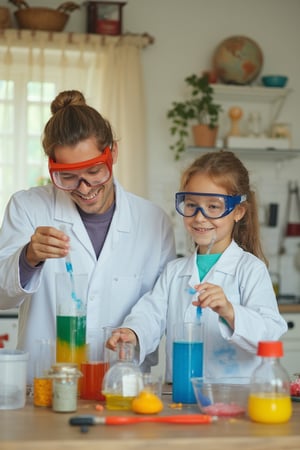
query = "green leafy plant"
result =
(167, 73, 222, 160)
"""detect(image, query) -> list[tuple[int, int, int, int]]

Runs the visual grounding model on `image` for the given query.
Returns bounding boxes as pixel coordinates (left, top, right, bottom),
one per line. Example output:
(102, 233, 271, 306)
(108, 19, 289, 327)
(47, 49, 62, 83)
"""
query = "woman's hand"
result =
(26, 226, 70, 267)
(192, 282, 235, 329)
(106, 328, 138, 351)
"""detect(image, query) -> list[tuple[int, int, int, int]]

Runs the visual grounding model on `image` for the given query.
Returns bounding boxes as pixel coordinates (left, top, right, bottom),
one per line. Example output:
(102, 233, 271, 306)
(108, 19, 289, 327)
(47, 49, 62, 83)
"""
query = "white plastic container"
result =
(0, 349, 28, 409)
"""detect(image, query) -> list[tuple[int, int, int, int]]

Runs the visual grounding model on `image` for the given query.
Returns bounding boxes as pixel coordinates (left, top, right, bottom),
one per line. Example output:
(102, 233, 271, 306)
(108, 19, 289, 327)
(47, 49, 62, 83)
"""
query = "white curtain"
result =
(0, 30, 151, 204)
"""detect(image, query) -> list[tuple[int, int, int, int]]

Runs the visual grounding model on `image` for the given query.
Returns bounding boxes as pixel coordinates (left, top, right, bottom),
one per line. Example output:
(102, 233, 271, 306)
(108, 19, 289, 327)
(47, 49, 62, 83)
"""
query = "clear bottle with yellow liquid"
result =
(102, 342, 143, 410)
(248, 341, 292, 424)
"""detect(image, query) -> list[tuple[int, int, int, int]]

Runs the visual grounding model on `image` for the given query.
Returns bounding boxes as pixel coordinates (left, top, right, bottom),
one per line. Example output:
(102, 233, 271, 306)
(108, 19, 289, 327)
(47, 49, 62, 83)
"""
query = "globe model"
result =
(213, 36, 263, 85)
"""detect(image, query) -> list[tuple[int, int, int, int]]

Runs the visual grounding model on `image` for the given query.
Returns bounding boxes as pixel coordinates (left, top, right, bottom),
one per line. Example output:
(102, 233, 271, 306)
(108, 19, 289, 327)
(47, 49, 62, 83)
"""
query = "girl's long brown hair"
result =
(180, 150, 268, 265)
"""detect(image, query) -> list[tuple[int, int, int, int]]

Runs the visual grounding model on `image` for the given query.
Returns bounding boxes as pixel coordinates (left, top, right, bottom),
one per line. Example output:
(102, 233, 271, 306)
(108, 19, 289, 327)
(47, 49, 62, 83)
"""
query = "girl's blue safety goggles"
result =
(175, 192, 247, 219)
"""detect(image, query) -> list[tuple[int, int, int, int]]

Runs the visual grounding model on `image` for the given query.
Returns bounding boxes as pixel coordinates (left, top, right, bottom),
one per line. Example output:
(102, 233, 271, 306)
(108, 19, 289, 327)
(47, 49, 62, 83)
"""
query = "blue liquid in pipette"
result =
(187, 287, 202, 322)
(196, 305, 202, 321)
(61, 225, 82, 311)
(65, 258, 82, 311)
(194, 233, 216, 321)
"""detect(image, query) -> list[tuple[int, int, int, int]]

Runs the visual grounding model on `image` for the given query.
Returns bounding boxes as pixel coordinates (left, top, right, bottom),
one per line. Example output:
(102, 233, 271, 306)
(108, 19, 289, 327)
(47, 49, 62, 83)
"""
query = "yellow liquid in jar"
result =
(104, 393, 135, 410)
(248, 393, 292, 423)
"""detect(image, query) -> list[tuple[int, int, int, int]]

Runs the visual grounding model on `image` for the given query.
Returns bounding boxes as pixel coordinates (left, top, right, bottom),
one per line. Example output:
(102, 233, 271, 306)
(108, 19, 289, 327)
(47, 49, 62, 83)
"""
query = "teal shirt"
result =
(196, 253, 222, 281)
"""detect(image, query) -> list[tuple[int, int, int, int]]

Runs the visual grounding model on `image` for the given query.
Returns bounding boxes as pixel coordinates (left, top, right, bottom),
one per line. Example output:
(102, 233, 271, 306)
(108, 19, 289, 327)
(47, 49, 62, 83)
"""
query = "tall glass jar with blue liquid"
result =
(172, 322, 204, 403)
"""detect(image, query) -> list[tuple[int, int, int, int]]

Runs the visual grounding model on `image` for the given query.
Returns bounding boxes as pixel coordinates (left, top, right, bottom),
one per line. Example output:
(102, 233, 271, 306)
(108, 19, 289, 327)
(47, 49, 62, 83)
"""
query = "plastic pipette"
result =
(196, 232, 216, 321)
(60, 225, 81, 310)
(196, 303, 202, 322)
(206, 232, 216, 255)
(65, 254, 79, 305)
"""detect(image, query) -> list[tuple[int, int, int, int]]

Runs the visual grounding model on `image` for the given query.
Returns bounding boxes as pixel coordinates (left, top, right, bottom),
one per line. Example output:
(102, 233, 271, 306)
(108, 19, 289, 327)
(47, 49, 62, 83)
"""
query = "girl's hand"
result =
(192, 282, 235, 329)
(26, 226, 70, 267)
(106, 328, 137, 351)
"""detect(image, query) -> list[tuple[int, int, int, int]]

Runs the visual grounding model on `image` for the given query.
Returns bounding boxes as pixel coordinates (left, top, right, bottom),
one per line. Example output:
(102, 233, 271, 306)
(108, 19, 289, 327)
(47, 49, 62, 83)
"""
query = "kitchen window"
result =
(0, 79, 55, 220)
(0, 30, 150, 225)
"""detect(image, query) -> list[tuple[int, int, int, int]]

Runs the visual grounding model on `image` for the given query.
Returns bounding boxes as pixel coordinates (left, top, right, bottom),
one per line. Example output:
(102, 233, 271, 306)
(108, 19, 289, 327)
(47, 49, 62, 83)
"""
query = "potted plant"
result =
(167, 73, 222, 160)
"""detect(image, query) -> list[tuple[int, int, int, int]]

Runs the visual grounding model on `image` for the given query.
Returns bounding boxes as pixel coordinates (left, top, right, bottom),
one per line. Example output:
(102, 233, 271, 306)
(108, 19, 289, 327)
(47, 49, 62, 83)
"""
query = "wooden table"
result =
(0, 393, 299, 450)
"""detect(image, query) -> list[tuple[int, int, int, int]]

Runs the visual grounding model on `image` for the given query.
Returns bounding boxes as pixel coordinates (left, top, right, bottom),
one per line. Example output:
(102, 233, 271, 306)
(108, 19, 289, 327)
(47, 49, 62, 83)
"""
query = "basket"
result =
(15, 8, 69, 32)
(0, 7, 12, 29)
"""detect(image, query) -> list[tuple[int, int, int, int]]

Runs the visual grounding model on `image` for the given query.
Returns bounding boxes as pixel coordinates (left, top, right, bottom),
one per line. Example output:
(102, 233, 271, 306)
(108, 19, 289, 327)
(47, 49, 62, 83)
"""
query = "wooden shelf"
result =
(187, 146, 300, 162)
(213, 84, 292, 103)
(213, 83, 292, 127)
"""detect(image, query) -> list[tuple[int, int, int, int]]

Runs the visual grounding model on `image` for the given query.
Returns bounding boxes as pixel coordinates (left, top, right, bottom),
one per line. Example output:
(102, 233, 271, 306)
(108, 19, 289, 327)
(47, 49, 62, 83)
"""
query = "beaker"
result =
(55, 273, 88, 367)
(172, 322, 204, 404)
(80, 330, 110, 401)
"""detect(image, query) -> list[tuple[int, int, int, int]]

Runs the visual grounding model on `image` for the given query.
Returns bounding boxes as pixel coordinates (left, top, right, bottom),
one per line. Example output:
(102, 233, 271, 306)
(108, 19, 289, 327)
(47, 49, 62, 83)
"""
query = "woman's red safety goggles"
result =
(48, 146, 113, 191)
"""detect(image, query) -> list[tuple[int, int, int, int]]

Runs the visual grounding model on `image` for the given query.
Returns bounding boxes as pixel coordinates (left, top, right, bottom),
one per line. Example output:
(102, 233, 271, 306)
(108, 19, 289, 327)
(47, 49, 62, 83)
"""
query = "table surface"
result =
(279, 304, 300, 314)
(0, 392, 300, 450)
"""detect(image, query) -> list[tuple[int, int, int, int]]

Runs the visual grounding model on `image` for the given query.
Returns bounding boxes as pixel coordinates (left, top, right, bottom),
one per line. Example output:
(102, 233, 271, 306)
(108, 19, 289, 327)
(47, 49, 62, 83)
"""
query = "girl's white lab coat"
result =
(122, 241, 288, 381)
(0, 180, 176, 382)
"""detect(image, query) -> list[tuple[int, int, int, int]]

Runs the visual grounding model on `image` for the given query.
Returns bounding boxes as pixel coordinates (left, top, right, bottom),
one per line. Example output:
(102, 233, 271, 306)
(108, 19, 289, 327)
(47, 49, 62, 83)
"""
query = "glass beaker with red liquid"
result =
(80, 330, 110, 401)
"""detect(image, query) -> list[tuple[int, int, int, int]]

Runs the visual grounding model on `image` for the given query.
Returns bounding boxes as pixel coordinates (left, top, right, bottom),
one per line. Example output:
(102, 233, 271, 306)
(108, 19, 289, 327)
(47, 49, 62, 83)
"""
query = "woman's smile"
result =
(72, 185, 103, 202)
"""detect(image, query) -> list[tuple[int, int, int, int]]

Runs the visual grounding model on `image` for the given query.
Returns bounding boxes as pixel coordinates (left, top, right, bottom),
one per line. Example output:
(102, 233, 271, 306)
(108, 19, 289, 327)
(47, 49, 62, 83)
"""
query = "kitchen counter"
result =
(279, 304, 300, 314)
(0, 395, 300, 450)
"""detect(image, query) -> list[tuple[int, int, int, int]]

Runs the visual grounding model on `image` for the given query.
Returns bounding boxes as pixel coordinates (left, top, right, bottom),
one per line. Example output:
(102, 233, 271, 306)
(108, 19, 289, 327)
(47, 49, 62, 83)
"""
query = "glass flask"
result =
(248, 341, 292, 424)
(102, 342, 143, 410)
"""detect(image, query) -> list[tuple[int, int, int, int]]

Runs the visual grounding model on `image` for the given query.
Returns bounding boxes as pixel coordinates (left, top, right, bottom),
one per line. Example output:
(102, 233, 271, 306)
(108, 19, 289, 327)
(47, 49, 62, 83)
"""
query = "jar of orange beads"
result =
(33, 339, 55, 407)
(248, 341, 292, 424)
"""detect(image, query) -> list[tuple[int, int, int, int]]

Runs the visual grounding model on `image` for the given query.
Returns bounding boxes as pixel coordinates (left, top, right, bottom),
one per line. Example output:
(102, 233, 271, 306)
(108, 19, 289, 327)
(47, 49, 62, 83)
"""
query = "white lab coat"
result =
(121, 241, 288, 382)
(0, 180, 176, 382)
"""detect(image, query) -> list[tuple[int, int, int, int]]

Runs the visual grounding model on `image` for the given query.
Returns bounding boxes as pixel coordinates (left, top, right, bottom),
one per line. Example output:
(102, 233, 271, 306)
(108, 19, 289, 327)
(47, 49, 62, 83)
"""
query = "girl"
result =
(107, 151, 287, 380)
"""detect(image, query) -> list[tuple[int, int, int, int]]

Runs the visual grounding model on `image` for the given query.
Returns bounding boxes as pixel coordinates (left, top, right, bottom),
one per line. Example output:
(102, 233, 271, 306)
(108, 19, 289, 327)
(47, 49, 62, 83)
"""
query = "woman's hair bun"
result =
(51, 90, 86, 114)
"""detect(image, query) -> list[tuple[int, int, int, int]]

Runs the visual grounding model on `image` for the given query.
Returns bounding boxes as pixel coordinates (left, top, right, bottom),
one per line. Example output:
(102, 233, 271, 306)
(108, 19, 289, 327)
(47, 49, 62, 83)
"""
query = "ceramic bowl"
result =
(261, 75, 288, 88)
(191, 377, 250, 417)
